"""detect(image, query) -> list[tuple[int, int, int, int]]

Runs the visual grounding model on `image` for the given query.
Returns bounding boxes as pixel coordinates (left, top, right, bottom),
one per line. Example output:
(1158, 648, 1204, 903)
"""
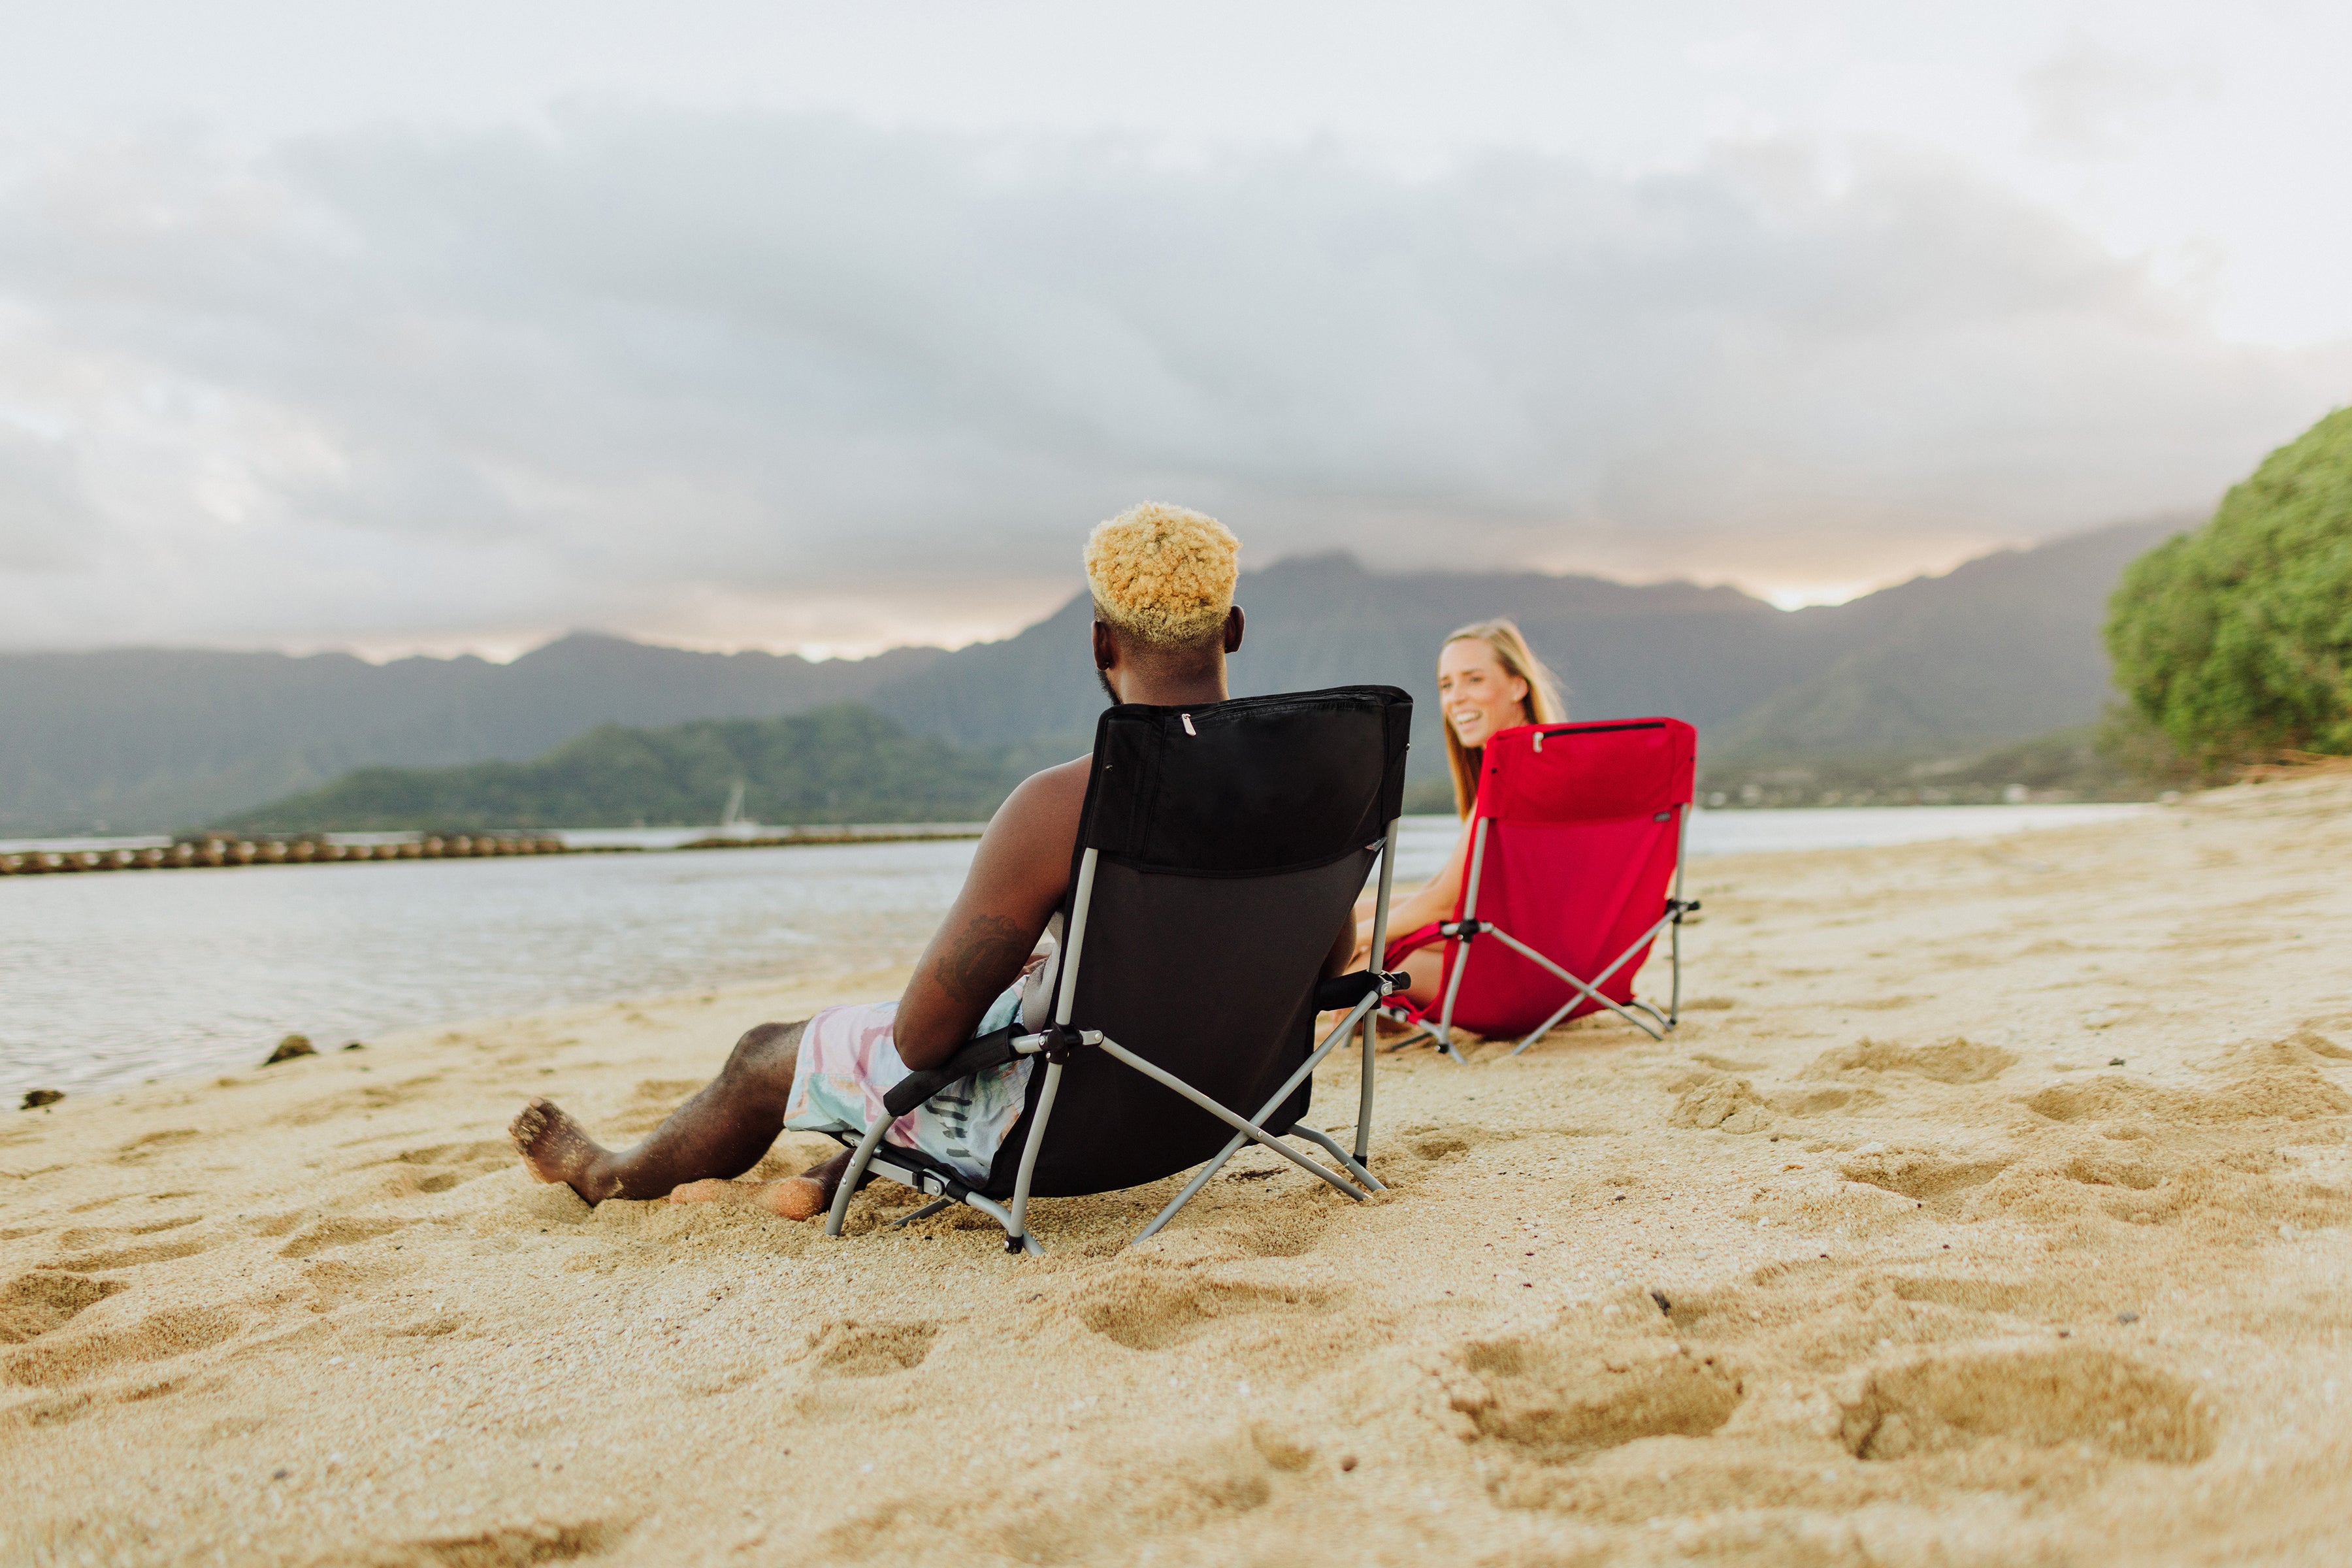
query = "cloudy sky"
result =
(3, 3, 2347, 659)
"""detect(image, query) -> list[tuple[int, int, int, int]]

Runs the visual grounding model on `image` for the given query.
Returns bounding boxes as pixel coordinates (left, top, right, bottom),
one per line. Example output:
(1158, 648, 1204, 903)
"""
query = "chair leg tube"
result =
(1359, 817, 1399, 1161)
(1434, 818, 1491, 1063)
(1004, 1060, 1065, 1250)
(1671, 803, 1691, 1029)
(955, 1192, 1042, 1255)
(1433, 941, 1473, 1062)
(825, 1116, 894, 1237)
(1290, 1124, 1383, 1191)
(889, 1197, 956, 1228)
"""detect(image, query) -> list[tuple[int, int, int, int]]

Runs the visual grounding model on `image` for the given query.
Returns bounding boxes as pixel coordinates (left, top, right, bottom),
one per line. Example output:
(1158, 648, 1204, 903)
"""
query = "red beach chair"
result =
(1382, 717, 1699, 1059)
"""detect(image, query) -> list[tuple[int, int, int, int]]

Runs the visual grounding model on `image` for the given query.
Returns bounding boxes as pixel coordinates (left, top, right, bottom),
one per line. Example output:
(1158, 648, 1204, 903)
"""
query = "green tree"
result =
(2105, 406, 2352, 764)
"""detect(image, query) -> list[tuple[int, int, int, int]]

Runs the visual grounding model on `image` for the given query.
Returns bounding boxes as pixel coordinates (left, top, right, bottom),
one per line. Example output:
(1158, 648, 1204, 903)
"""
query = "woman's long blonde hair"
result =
(1441, 619, 1565, 816)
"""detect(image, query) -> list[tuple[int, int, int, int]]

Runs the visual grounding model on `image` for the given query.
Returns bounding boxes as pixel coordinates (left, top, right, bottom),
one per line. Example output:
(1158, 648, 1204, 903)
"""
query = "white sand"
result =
(5, 777, 2351, 1567)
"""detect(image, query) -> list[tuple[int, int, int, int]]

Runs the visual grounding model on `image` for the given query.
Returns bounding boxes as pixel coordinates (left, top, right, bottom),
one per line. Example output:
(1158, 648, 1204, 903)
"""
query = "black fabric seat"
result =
(827, 684, 1414, 1250)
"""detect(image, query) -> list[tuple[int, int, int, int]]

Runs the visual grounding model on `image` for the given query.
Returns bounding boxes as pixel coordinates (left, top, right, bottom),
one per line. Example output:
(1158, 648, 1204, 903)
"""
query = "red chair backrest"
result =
(1441, 718, 1696, 1037)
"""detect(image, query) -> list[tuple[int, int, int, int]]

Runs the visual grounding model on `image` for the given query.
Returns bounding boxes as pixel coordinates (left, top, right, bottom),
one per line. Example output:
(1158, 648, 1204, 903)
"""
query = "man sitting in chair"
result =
(510, 504, 1354, 1220)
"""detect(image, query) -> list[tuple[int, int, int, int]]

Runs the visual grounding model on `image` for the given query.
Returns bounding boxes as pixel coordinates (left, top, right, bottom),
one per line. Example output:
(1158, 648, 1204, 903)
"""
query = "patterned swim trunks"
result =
(781, 985, 1032, 1183)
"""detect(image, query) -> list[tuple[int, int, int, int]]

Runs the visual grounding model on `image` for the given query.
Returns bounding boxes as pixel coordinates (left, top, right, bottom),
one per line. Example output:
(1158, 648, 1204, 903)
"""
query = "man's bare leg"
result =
(509, 1020, 848, 1215)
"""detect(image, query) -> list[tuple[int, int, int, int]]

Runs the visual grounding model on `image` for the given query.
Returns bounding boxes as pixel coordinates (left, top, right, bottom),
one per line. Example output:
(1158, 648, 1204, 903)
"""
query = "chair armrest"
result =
(1314, 970, 1413, 1012)
(881, 1022, 1025, 1118)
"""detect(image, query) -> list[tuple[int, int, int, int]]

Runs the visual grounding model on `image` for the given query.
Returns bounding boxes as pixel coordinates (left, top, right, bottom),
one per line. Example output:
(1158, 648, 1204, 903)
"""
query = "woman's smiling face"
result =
(1437, 638, 1529, 750)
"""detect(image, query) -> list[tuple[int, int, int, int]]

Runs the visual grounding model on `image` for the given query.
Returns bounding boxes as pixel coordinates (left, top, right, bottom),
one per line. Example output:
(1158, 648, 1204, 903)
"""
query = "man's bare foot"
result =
(668, 1177, 828, 1220)
(666, 1151, 854, 1222)
(508, 1097, 621, 1203)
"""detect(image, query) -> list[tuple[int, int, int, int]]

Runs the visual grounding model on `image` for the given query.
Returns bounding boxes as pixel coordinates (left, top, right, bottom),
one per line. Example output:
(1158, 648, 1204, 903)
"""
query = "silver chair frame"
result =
(825, 819, 1404, 1253)
(1386, 802, 1695, 1060)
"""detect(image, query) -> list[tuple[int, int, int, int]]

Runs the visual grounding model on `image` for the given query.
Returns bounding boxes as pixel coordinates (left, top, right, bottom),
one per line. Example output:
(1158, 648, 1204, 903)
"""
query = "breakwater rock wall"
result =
(0, 836, 573, 875)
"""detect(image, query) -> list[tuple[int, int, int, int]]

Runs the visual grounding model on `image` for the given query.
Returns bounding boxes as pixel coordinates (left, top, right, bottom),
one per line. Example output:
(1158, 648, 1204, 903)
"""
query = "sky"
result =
(2, 3, 2347, 660)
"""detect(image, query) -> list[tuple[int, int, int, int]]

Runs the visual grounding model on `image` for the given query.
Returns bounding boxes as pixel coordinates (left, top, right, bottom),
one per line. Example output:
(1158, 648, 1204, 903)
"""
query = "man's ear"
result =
(1092, 619, 1118, 671)
(1223, 604, 1245, 654)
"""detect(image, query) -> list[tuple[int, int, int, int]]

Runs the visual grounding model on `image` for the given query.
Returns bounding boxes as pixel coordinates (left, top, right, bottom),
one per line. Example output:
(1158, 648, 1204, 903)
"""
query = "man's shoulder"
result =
(1001, 755, 1090, 815)
(987, 754, 1092, 836)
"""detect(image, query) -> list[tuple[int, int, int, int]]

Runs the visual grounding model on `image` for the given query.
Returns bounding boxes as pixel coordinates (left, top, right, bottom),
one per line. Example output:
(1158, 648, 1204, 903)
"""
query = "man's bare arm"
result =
(892, 759, 1090, 1071)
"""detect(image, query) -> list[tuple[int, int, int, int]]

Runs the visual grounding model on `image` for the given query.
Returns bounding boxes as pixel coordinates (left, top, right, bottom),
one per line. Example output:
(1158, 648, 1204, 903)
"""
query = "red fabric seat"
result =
(1384, 717, 1697, 1049)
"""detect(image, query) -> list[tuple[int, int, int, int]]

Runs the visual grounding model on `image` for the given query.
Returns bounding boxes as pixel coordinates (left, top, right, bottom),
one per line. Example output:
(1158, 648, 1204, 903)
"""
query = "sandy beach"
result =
(7, 776, 2351, 1567)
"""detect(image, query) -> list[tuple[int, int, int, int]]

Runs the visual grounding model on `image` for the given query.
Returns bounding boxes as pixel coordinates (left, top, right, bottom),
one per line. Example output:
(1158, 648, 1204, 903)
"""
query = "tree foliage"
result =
(2106, 407, 2352, 764)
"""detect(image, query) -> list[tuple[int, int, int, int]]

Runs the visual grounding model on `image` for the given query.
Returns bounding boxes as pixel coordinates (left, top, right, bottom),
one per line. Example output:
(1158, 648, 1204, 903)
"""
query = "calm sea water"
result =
(1, 804, 2146, 1098)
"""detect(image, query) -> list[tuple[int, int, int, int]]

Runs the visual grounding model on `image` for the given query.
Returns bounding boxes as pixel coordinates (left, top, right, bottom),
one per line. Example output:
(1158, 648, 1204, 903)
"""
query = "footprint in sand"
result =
(1448, 1331, 1743, 1463)
(379, 1138, 514, 1195)
(1667, 1071, 1772, 1134)
(1367, 1122, 1507, 1187)
(44, 1237, 213, 1273)
(276, 1216, 412, 1259)
(1837, 1149, 2012, 1205)
(1806, 1037, 2017, 1085)
(391, 1139, 512, 1167)
(1840, 1344, 2215, 1465)
(1071, 1275, 1331, 1352)
(1, 1272, 125, 1343)
(809, 1320, 939, 1377)
(345, 1520, 623, 1567)
(2025, 1064, 2351, 1126)
(4, 1303, 243, 1389)
(1776, 1085, 1886, 1116)
(112, 1129, 204, 1165)
(272, 1075, 446, 1129)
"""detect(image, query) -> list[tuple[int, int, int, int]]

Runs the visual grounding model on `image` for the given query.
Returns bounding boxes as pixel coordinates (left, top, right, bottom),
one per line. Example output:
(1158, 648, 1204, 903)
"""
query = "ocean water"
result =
(1, 804, 2147, 1098)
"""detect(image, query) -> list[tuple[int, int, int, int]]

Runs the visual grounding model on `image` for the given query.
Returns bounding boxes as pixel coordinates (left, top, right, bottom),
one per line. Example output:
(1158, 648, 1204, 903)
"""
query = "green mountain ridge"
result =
(223, 706, 1037, 834)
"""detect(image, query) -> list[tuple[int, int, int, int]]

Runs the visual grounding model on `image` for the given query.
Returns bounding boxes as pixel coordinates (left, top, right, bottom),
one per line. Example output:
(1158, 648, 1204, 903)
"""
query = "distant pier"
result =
(0, 835, 572, 875)
(0, 825, 983, 876)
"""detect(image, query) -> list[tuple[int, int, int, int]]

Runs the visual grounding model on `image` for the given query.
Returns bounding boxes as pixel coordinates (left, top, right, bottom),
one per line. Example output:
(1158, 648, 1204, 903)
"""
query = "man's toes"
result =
(508, 1102, 549, 1154)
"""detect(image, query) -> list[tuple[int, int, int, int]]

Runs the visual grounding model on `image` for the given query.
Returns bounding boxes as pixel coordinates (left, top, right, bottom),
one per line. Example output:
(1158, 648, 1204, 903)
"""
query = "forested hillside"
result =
(223, 706, 1030, 832)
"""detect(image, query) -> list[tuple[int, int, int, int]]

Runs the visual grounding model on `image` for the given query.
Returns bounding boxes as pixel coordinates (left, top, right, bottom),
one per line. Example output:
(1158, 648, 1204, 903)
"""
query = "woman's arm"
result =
(1350, 823, 1471, 965)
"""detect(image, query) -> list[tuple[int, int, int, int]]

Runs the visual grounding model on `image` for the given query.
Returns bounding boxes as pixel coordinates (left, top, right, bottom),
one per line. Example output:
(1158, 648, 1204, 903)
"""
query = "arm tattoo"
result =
(934, 913, 1031, 1005)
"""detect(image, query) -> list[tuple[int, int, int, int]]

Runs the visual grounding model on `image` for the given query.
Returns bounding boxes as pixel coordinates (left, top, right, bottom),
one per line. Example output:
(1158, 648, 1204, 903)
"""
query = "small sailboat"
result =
(719, 781, 757, 839)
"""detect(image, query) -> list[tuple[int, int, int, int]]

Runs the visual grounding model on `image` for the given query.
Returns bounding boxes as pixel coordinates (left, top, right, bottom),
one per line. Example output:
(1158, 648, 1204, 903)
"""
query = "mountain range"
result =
(0, 518, 2181, 836)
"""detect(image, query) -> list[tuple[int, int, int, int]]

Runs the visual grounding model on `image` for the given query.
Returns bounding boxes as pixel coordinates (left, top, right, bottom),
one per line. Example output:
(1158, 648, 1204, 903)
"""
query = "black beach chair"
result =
(823, 685, 1414, 1253)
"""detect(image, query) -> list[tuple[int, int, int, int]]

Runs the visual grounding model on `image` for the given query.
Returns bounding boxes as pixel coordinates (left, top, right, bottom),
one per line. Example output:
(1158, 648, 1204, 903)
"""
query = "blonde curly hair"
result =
(1084, 502, 1239, 646)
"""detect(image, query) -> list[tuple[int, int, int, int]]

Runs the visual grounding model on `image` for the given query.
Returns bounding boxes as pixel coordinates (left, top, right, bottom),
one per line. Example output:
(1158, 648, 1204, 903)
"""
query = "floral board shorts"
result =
(781, 984, 1032, 1183)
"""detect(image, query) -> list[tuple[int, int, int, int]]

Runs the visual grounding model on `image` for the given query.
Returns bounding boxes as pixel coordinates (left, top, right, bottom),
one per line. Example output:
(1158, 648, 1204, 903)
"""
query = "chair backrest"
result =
(986, 685, 1413, 1199)
(1441, 717, 1696, 1037)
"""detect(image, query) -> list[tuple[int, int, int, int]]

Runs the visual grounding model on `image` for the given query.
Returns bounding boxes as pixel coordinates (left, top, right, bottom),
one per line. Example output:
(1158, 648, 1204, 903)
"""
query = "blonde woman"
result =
(1352, 619, 1565, 1009)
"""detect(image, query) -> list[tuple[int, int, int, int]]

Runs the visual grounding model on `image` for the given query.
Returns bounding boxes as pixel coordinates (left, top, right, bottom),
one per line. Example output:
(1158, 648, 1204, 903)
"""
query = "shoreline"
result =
(5, 776, 2349, 1565)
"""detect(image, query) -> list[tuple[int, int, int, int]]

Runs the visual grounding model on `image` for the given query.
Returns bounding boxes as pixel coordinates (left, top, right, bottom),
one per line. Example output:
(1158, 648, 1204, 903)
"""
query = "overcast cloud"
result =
(3, 10, 2348, 655)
